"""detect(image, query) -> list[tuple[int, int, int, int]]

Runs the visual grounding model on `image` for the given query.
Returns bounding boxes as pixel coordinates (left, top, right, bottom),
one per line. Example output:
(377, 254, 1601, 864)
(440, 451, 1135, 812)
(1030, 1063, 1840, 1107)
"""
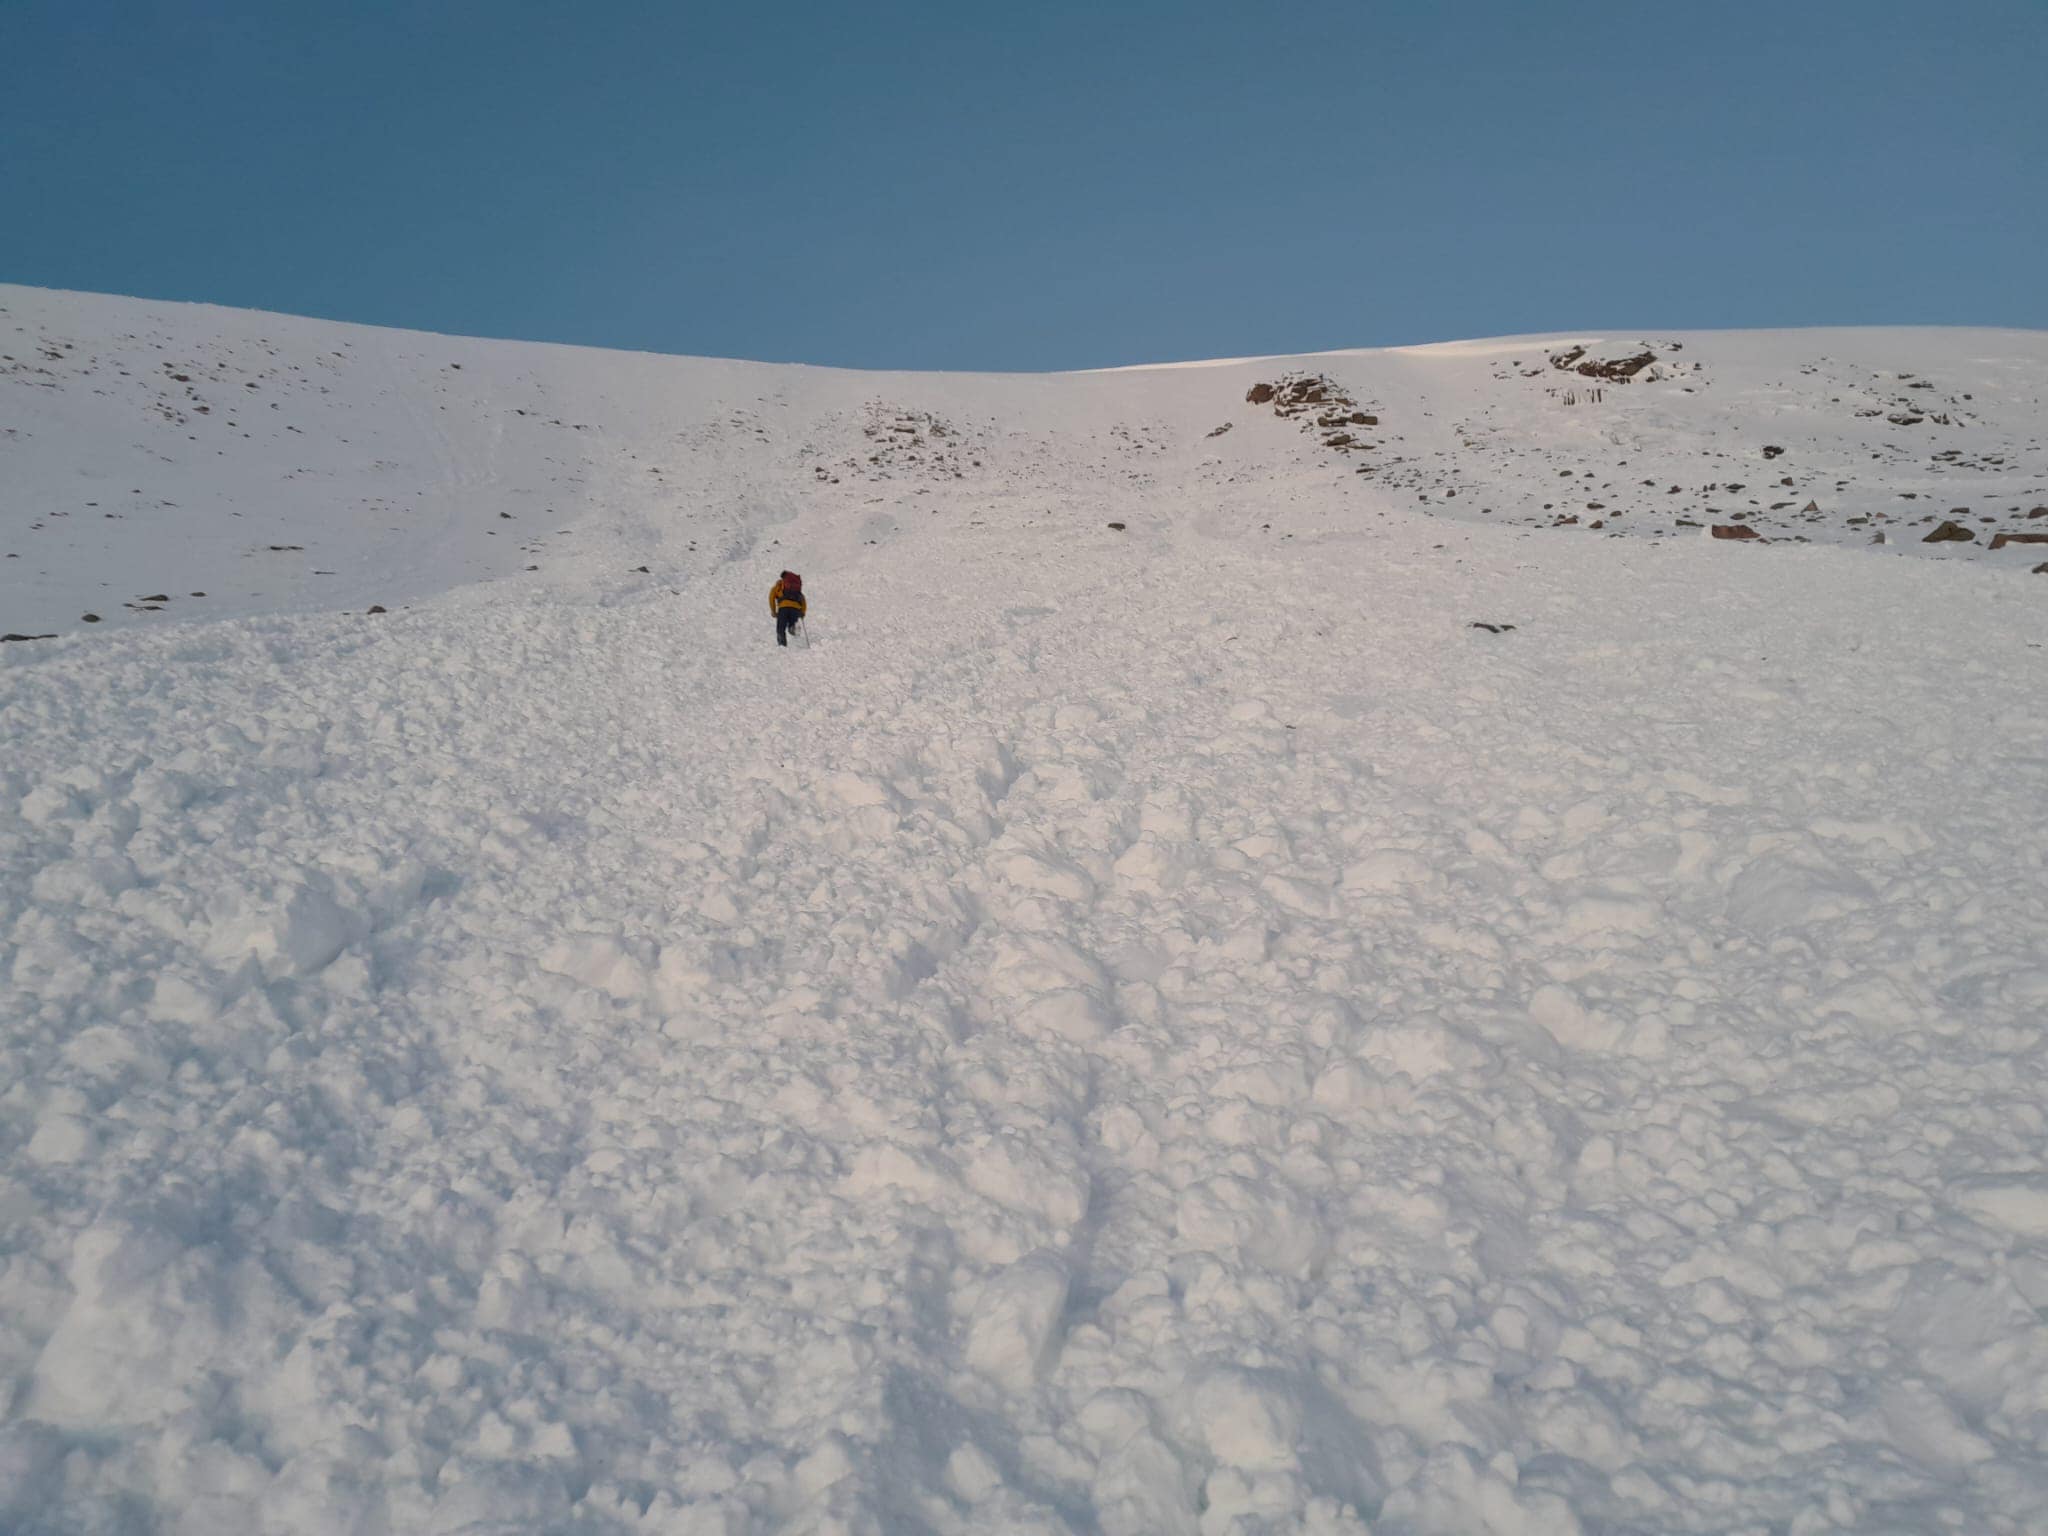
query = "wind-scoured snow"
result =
(4, 287, 2048, 1533)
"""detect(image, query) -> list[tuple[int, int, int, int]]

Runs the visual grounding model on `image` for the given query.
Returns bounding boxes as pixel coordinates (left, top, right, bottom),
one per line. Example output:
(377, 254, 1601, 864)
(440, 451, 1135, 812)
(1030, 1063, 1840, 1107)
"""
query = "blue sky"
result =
(4, 1, 2043, 370)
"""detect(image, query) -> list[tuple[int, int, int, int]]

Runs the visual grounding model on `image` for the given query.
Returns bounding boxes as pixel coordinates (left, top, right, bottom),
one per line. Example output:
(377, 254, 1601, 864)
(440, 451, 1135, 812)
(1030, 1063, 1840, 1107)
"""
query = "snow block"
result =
(964, 1251, 1071, 1390)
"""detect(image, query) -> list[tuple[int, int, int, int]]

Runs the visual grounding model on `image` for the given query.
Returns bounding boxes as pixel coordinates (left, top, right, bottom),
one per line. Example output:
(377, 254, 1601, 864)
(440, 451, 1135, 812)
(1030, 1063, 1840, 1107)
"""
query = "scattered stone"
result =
(2029, 507, 2048, 519)
(1469, 622, 1518, 633)
(138, 593, 168, 603)
(1245, 383, 1275, 405)
(1106, 522, 1127, 531)
(1923, 520, 1975, 543)
(1762, 445, 1784, 459)
(2034, 562, 2048, 575)
(1, 633, 57, 643)
(267, 544, 304, 552)
(630, 565, 649, 573)
(367, 605, 387, 614)
(1802, 501, 1819, 512)
(1989, 532, 2048, 550)
(1205, 422, 1232, 438)
(1712, 524, 1762, 540)
(81, 613, 100, 623)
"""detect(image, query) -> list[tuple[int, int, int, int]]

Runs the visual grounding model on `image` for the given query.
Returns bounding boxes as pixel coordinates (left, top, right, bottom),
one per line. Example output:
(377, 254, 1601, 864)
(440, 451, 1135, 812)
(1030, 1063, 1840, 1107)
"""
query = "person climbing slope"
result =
(769, 570, 807, 647)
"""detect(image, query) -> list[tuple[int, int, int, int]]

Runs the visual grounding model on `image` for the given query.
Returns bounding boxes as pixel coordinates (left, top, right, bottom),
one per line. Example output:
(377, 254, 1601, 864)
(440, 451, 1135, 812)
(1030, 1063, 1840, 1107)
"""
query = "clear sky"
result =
(4, 1, 2043, 371)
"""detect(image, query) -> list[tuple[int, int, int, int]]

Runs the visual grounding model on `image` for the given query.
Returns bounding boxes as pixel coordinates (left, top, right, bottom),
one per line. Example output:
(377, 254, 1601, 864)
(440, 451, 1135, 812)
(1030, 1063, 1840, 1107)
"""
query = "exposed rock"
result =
(1762, 445, 1784, 459)
(367, 605, 387, 614)
(81, 613, 100, 622)
(1205, 422, 1232, 438)
(1106, 522, 1126, 531)
(1923, 520, 1975, 543)
(630, 565, 649, 573)
(1989, 532, 2048, 551)
(1245, 383, 1275, 405)
(1802, 501, 1819, 512)
(1469, 622, 1518, 633)
(1, 633, 57, 643)
(1712, 524, 1761, 540)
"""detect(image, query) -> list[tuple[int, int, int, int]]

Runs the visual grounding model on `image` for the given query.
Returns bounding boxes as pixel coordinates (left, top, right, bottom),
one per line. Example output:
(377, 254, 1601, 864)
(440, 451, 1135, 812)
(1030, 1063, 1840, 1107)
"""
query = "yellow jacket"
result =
(770, 579, 806, 616)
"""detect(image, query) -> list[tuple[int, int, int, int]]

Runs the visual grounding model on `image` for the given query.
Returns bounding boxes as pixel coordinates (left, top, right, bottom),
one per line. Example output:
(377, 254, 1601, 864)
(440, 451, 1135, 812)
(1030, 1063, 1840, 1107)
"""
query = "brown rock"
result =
(1989, 532, 2048, 550)
(1923, 520, 1975, 543)
(1712, 524, 1761, 540)
(1245, 383, 1275, 405)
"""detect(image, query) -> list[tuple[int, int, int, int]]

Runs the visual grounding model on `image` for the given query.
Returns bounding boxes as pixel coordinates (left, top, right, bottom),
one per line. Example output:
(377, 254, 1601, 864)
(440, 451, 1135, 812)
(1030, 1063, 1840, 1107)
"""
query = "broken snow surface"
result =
(5, 285, 2048, 1533)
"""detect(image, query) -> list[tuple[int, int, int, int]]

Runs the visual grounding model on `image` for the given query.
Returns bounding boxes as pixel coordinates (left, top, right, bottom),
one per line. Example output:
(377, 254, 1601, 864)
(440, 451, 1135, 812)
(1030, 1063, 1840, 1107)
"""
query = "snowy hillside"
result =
(6, 284, 2047, 639)
(4, 287, 2048, 1534)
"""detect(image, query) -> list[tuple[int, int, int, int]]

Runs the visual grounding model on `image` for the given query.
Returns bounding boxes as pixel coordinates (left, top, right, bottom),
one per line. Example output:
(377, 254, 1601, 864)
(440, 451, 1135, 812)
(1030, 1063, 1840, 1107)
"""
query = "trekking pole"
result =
(800, 617, 811, 649)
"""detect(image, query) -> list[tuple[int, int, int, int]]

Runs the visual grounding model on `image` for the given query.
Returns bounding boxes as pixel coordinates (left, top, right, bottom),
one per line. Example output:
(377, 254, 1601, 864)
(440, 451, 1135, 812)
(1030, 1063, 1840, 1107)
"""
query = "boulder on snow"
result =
(1712, 524, 1761, 540)
(1246, 383, 1276, 405)
(1923, 520, 1976, 543)
(1762, 445, 1784, 459)
(1988, 531, 2048, 551)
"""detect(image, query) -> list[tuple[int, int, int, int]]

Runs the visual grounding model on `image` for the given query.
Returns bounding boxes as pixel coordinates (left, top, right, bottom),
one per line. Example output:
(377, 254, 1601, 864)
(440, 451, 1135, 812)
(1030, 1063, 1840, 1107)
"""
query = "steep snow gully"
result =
(5, 289, 2048, 1533)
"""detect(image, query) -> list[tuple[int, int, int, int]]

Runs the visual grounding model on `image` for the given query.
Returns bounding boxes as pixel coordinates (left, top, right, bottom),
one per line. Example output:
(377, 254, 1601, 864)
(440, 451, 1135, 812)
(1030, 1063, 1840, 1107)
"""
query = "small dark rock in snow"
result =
(81, 613, 101, 622)
(1989, 532, 2048, 550)
(1712, 524, 1762, 540)
(2, 633, 58, 643)
(1762, 445, 1784, 459)
(367, 605, 387, 614)
(1923, 520, 1976, 543)
(139, 594, 168, 603)
(1107, 522, 1127, 531)
(1469, 622, 1518, 633)
(630, 565, 649, 573)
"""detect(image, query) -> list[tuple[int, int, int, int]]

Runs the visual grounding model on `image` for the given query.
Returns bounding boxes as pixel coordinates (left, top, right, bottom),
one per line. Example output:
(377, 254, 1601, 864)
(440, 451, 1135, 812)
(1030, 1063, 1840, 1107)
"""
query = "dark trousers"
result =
(776, 609, 801, 646)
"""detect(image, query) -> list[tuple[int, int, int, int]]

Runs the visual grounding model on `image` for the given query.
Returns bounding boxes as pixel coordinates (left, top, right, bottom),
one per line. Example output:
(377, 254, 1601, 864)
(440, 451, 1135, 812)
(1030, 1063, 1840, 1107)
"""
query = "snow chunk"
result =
(964, 1251, 1071, 1389)
(1187, 1366, 1302, 1470)
(537, 931, 657, 1002)
(1725, 850, 1874, 931)
(1950, 1176, 2048, 1236)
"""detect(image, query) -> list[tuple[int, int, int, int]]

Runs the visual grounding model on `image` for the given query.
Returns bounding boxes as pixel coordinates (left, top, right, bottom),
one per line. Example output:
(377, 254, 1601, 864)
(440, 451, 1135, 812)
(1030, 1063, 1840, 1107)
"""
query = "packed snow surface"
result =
(4, 287, 2048, 1533)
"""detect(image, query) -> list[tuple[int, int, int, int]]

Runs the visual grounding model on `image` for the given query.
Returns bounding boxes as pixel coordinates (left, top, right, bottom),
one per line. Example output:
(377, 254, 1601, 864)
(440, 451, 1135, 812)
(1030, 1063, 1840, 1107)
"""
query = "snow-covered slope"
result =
(4, 287, 2048, 1533)
(6, 285, 2047, 639)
